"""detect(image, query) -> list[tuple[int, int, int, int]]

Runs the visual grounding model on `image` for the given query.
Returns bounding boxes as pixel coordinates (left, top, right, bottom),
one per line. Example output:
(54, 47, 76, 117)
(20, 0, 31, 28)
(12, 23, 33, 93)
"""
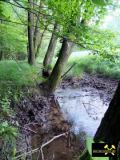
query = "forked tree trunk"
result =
(94, 82, 120, 144)
(28, 0, 35, 65)
(43, 23, 58, 70)
(45, 38, 73, 94)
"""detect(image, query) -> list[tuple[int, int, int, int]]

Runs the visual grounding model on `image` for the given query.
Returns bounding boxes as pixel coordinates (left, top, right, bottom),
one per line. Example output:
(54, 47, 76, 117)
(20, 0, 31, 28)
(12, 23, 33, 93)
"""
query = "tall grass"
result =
(68, 55, 120, 79)
(0, 60, 41, 87)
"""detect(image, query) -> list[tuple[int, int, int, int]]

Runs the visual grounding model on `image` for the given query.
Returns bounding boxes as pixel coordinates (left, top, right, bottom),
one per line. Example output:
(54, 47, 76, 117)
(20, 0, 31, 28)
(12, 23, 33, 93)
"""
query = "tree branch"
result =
(61, 63, 76, 79)
(37, 132, 68, 160)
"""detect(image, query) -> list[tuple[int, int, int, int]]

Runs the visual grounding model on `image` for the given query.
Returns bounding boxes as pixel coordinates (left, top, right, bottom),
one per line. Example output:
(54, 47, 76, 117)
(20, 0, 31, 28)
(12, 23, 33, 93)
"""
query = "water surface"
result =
(56, 87, 108, 136)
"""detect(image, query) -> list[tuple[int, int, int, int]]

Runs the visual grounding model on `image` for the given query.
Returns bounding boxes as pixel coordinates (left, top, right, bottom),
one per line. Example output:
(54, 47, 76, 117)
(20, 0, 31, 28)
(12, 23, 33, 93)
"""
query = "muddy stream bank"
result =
(13, 74, 118, 160)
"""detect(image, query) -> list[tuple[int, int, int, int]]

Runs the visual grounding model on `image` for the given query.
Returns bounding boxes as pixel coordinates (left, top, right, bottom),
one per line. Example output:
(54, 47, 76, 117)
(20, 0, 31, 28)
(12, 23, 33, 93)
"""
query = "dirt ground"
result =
(62, 73, 118, 102)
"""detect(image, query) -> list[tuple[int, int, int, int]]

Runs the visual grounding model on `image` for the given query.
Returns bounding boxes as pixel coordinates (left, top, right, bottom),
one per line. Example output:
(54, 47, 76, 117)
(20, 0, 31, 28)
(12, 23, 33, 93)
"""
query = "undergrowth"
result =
(68, 55, 120, 79)
(0, 95, 18, 159)
(0, 60, 41, 87)
(0, 60, 43, 159)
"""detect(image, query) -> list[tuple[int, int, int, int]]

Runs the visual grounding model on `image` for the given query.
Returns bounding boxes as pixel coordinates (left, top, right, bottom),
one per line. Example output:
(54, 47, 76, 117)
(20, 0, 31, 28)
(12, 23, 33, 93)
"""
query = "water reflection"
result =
(56, 87, 108, 136)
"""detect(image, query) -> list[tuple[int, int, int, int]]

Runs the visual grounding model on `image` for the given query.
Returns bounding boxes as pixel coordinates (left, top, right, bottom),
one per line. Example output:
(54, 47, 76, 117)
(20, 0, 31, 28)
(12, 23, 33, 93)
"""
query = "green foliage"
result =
(75, 25, 119, 61)
(68, 55, 120, 79)
(46, 0, 108, 40)
(45, 0, 116, 61)
(0, 121, 17, 138)
(0, 95, 18, 160)
(0, 121, 17, 159)
(0, 60, 39, 87)
(0, 96, 11, 116)
(0, 60, 43, 105)
(0, 0, 115, 62)
(0, 1, 27, 59)
(0, 1, 12, 18)
(92, 0, 111, 6)
(0, 23, 27, 58)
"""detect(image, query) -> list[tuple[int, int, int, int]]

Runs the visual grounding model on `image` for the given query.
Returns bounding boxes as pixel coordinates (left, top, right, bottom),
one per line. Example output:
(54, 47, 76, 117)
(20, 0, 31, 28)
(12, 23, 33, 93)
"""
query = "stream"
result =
(56, 87, 108, 136)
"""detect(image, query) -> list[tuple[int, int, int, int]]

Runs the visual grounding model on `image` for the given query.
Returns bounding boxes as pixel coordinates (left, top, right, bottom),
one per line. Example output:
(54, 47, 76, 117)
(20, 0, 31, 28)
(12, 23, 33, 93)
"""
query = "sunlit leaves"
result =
(0, 1, 13, 18)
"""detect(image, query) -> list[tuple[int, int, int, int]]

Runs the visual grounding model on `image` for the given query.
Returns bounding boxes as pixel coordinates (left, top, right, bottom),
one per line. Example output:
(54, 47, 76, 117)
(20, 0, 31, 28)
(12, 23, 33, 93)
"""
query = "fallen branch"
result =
(19, 125, 37, 134)
(37, 132, 68, 160)
(24, 122, 39, 126)
(23, 126, 37, 134)
(15, 148, 39, 159)
(15, 132, 68, 159)
(16, 146, 31, 154)
(61, 63, 76, 79)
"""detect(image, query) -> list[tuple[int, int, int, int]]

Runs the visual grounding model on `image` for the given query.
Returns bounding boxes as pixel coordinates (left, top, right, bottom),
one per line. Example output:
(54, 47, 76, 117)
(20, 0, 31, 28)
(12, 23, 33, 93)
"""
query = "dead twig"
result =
(19, 126, 37, 134)
(15, 132, 69, 159)
(37, 132, 68, 160)
(15, 148, 39, 159)
(61, 63, 76, 79)
(23, 126, 37, 134)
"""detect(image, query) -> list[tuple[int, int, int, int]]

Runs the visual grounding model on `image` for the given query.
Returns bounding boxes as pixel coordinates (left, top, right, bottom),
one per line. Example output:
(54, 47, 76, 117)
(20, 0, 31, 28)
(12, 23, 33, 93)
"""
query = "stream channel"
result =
(15, 74, 118, 160)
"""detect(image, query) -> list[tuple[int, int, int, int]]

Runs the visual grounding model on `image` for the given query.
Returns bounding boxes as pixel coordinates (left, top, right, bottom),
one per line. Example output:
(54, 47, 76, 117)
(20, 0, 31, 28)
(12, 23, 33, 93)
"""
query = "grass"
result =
(0, 60, 44, 98)
(68, 55, 120, 79)
(0, 60, 42, 86)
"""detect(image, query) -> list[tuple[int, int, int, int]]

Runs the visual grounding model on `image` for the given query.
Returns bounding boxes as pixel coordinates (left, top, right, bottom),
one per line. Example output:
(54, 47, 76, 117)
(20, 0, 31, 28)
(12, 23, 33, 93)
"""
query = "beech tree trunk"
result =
(28, 0, 35, 65)
(94, 82, 120, 144)
(43, 23, 58, 69)
(45, 38, 73, 94)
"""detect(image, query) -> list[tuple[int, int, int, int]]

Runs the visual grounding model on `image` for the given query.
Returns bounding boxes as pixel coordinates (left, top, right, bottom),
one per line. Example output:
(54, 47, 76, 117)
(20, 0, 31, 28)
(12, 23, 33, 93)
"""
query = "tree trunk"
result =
(45, 38, 73, 94)
(0, 51, 4, 60)
(35, 28, 46, 58)
(28, 0, 35, 65)
(94, 82, 120, 144)
(43, 23, 58, 69)
(0, 20, 4, 61)
(33, 0, 42, 53)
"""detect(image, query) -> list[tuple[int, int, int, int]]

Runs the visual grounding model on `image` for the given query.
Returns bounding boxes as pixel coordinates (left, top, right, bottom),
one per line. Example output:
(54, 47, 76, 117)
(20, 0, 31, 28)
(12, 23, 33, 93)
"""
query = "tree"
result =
(0, 1, 27, 60)
(43, 22, 58, 71)
(33, 0, 47, 58)
(42, 0, 109, 94)
(0, 19, 4, 60)
(28, 0, 35, 65)
(45, 38, 73, 93)
(94, 82, 120, 144)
